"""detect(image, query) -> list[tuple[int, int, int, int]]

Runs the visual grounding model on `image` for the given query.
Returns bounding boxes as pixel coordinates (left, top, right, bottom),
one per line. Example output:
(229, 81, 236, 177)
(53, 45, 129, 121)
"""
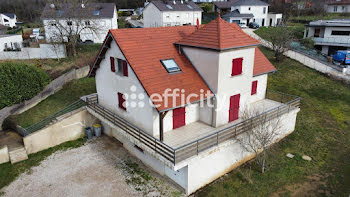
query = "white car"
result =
(238, 23, 247, 28)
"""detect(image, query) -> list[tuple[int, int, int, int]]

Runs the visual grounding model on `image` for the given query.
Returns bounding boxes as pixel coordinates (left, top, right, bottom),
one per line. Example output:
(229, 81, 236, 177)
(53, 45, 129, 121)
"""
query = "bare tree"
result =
(262, 26, 294, 61)
(43, 0, 104, 56)
(237, 108, 283, 174)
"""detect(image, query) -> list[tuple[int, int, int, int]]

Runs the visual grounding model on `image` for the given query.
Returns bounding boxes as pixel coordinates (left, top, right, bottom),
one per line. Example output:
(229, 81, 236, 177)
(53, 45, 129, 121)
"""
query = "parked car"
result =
(332, 51, 350, 65)
(238, 23, 247, 28)
(248, 22, 260, 29)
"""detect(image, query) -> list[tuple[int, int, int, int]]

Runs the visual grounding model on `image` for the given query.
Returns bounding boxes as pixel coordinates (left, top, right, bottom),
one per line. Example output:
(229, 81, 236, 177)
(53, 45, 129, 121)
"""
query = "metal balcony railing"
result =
(312, 37, 350, 46)
(86, 90, 301, 165)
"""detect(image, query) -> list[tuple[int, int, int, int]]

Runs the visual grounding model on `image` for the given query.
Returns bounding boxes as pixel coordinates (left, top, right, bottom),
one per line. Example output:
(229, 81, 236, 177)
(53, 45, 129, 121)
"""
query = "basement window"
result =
(161, 59, 181, 73)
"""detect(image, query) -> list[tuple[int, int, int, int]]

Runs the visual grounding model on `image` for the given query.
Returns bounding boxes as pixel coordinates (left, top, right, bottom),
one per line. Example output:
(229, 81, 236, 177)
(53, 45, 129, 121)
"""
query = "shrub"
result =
(0, 62, 51, 109)
(300, 37, 315, 50)
(2, 116, 17, 130)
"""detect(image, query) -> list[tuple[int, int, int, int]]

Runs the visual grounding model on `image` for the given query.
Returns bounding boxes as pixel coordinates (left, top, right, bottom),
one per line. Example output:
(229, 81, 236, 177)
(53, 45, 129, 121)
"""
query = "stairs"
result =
(9, 147, 28, 164)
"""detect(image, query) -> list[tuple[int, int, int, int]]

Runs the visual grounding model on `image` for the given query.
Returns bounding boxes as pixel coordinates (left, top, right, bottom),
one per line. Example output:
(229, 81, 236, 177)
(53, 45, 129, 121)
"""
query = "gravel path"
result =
(1, 136, 183, 197)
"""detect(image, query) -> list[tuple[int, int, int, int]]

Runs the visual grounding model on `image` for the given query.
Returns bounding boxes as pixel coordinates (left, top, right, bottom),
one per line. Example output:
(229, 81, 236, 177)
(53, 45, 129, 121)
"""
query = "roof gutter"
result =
(174, 43, 261, 52)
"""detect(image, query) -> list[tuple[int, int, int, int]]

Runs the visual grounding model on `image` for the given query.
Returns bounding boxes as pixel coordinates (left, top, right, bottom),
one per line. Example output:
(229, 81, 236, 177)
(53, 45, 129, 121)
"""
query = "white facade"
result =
(0, 35, 22, 51)
(43, 7, 118, 43)
(325, 4, 350, 13)
(143, 3, 202, 27)
(0, 14, 17, 28)
(305, 20, 350, 55)
(231, 5, 268, 26)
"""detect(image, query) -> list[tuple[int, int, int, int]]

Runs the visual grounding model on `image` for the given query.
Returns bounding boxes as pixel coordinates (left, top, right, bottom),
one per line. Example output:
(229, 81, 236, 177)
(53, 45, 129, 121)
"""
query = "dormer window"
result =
(161, 59, 181, 73)
(93, 10, 100, 16)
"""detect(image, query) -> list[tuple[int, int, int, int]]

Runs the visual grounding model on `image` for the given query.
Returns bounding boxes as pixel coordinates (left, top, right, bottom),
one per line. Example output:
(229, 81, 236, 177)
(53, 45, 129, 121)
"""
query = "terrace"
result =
(85, 90, 300, 165)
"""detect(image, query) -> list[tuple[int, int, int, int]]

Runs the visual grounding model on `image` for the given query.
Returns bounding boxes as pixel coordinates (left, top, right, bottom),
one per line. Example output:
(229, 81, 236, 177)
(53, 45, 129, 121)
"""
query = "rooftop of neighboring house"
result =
(40, 3, 116, 20)
(222, 9, 254, 19)
(325, 0, 350, 5)
(89, 16, 275, 111)
(307, 19, 350, 27)
(214, 0, 268, 9)
(1, 13, 16, 19)
(148, 0, 203, 12)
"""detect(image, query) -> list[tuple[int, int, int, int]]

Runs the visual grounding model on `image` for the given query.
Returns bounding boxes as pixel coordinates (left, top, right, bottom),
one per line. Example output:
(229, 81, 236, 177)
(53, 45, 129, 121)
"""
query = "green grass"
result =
(255, 26, 305, 40)
(197, 47, 350, 196)
(290, 13, 350, 23)
(13, 77, 96, 128)
(0, 138, 86, 190)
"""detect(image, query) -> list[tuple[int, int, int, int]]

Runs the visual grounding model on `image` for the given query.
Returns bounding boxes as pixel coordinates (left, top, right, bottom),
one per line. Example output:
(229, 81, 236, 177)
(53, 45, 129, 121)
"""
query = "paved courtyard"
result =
(0, 136, 184, 197)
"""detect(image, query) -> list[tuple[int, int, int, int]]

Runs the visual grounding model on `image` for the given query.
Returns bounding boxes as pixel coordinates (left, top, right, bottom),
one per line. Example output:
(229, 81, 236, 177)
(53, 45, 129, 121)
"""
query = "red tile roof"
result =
(254, 48, 276, 76)
(111, 26, 213, 112)
(89, 17, 275, 111)
(175, 16, 261, 50)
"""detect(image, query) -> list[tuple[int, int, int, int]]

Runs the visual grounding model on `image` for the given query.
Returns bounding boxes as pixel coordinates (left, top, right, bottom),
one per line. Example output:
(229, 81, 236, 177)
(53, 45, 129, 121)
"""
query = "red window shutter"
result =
(231, 58, 243, 76)
(118, 92, 126, 111)
(123, 60, 128, 77)
(251, 80, 258, 95)
(110, 57, 115, 72)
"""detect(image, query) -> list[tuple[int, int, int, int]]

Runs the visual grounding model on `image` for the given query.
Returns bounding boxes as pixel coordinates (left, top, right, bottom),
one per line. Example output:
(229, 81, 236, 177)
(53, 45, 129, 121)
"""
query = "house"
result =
(325, 0, 350, 13)
(87, 15, 300, 195)
(214, 0, 238, 13)
(192, 0, 228, 2)
(41, 3, 118, 44)
(0, 13, 17, 28)
(218, 0, 282, 27)
(143, 0, 203, 28)
(304, 19, 350, 55)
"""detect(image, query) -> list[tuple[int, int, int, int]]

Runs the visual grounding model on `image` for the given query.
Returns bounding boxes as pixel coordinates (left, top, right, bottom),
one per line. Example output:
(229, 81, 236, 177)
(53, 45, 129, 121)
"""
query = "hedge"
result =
(0, 62, 51, 109)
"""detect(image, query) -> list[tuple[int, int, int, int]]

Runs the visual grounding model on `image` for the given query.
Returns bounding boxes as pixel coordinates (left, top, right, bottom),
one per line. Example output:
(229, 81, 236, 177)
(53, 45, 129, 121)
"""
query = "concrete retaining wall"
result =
(0, 145, 10, 164)
(23, 108, 98, 154)
(0, 65, 91, 127)
(0, 44, 66, 60)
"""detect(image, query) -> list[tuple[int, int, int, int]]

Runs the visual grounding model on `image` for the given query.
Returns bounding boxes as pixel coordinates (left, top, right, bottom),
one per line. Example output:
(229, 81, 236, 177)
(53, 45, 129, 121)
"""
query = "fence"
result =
(86, 90, 300, 165)
(23, 100, 86, 136)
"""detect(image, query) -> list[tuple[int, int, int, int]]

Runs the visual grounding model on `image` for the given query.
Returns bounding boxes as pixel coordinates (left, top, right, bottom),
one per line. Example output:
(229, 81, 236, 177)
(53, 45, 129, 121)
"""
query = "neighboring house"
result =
(41, 3, 118, 43)
(143, 0, 203, 28)
(0, 35, 22, 51)
(304, 19, 350, 55)
(87, 15, 300, 195)
(325, 0, 350, 13)
(218, 0, 282, 27)
(214, 0, 238, 12)
(192, 0, 228, 2)
(0, 13, 17, 28)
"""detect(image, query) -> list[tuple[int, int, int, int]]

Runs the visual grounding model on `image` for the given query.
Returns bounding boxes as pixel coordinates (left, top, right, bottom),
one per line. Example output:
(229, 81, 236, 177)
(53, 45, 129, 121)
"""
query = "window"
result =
(4, 19, 8, 22)
(166, 14, 170, 18)
(331, 31, 350, 36)
(118, 92, 127, 111)
(117, 58, 128, 76)
(58, 10, 64, 17)
(67, 21, 72, 26)
(161, 59, 181, 73)
(231, 58, 243, 76)
(251, 80, 258, 95)
(93, 10, 100, 16)
(177, 15, 180, 18)
(334, 6, 337, 12)
(85, 21, 90, 26)
(249, 7, 251, 10)
(110, 57, 115, 72)
(314, 29, 320, 37)
(263, 7, 266, 14)
(51, 23, 57, 26)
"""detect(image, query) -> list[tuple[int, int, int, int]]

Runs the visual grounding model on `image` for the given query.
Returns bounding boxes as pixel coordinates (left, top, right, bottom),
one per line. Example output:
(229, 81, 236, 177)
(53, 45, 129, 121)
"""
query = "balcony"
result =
(312, 37, 350, 47)
(85, 90, 300, 165)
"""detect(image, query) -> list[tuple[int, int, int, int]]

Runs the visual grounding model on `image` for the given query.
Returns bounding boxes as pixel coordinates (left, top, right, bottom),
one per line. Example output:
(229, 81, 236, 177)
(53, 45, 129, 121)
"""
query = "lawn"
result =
(197, 47, 350, 196)
(13, 77, 96, 128)
(290, 13, 350, 23)
(255, 26, 305, 41)
(0, 138, 86, 191)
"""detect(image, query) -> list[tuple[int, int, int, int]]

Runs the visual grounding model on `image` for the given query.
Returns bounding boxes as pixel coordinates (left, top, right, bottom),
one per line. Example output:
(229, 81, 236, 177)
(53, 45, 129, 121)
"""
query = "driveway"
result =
(1, 136, 184, 197)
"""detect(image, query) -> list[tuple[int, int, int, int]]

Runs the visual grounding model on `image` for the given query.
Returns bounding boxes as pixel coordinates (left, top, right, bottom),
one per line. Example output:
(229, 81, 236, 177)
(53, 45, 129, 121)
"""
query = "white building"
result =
(143, 0, 203, 28)
(0, 34, 22, 51)
(87, 16, 300, 195)
(0, 13, 17, 28)
(325, 0, 350, 13)
(218, 0, 282, 27)
(41, 3, 118, 44)
(304, 19, 350, 55)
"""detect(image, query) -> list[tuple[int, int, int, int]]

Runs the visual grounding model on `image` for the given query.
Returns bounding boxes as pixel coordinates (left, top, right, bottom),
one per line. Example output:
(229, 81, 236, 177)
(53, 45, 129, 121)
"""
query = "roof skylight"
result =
(93, 10, 100, 16)
(166, 5, 173, 9)
(187, 5, 193, 9)
(161, 59, 181, 73)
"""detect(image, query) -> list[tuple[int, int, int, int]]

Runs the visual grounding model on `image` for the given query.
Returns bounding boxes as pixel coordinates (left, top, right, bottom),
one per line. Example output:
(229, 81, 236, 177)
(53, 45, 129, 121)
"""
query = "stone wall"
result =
(0, 65, 91, 127)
